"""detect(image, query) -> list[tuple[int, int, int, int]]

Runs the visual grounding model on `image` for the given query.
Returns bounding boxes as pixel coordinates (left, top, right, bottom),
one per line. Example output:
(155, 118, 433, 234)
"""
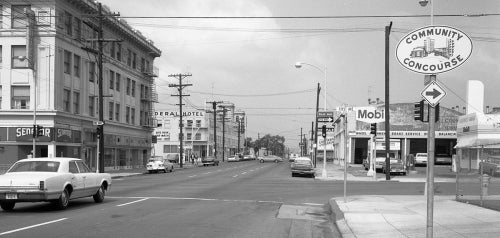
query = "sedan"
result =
(146, 156, 173, 173)
(258, 155, 283, 163)
(291, 157, 315, 178)
(0, 158, 111, 211)
(382, 159, 407, 175)
(415, 153, 428, 166)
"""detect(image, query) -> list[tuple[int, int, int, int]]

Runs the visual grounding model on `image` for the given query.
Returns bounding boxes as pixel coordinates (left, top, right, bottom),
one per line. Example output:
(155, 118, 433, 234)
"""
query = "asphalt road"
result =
(0, 160, 460, 238)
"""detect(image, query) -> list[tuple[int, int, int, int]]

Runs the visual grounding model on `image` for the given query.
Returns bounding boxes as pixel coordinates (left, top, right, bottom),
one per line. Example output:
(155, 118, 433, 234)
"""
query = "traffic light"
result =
(414, 100, 424, 121)
(33, 124, 37, 138)
(96, 126, 101, 139)
(370, 123, 377, 135)
(36, 125, 44, 137)
(321, 124, 327, 137)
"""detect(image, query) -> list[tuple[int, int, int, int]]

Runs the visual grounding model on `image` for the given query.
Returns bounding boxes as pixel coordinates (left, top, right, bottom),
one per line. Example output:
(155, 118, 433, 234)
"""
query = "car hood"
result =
(292, 163, 313, 170)
(0, 172, 62, 186)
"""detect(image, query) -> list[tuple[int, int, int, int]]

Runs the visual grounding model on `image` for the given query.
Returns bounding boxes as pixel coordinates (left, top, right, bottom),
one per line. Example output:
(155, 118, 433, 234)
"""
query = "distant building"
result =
(0, 1, 161, 170)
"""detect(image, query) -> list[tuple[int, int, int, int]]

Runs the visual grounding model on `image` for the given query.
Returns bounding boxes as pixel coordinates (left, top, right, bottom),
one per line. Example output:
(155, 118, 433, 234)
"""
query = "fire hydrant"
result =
(481, 174, 491, 197)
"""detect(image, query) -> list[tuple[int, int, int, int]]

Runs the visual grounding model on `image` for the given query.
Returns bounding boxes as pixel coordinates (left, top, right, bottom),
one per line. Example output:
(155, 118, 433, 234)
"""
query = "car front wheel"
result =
(260, 160, 264, 163)
(0, 201, 15, 211)
(93, 185, 106, 203)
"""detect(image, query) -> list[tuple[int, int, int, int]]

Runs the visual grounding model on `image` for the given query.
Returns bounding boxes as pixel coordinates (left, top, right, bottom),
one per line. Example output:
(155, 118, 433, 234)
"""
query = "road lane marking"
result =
(108, 196, 282, 204)
(241, 172, 247, 175)
(116, 198, 149, 207)
(188, 175, 197, 178)
(303, 203, 323, 206)
(0, 218, 67, 236)
(232, 175, 238, 178)
(203, 172, 212, 174)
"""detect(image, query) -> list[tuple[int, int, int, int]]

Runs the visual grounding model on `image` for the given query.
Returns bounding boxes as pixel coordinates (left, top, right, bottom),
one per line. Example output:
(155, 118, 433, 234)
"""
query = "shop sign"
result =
(155, 111, 205, 118)
(56, 128, 72, 142)
(355, 107, 384, 123)
(14, 127, 53, 142)
(396, 25, 472, 74)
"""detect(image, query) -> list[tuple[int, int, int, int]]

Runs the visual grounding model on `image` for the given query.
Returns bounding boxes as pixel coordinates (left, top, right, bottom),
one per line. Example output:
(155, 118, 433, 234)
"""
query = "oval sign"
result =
(396, 25, 473, 74)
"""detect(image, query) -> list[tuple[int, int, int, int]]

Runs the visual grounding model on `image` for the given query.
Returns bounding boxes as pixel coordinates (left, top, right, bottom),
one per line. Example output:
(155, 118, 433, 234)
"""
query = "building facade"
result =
(153, 108, 245, 163)
(0, 1, 161, 170)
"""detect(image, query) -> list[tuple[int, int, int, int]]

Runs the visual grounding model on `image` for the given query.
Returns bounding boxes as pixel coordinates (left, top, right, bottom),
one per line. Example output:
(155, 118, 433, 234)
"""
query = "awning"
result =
(456, 113, 500, 149)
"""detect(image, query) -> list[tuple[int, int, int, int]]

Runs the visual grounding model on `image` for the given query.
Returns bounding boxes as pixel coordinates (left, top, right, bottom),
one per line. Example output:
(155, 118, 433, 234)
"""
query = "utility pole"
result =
(218, 106, 230, 161)
(169, 73, 192, 168)
(206, 101, 223, 160)
(299, 128, 303, 156)
(311, 121, 314, 159)
(81, 3, 120, 173)
(314, 83, 321, 168)
(384, 21, 393, 180)
(237, 119, 241, 153)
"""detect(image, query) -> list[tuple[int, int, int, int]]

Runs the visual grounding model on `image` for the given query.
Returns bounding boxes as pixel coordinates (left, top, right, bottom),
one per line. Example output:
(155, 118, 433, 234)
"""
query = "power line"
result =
(190, 88, 315, 97)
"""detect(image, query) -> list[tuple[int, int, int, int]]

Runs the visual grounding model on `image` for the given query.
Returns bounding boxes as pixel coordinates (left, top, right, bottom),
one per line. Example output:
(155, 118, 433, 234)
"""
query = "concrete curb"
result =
(328, 198, 354, 238)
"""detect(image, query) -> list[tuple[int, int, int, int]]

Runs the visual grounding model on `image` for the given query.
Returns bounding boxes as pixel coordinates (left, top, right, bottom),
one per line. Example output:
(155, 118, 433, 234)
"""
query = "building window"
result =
(127, 49, 132, 66)
(74, 17, 81, 40)
(115, 73, 121, 91)
(73, 54, 81, 77)
(131, 108, 136, 124)
(196, 120, 202, 127)
(63, 50, 71, 74)
(126, 106, 130, 123)
(187, 120, 193, 127)
(108, 102, 114, 120)
(110, 42, 115, 58)
(89, 61, 95, 82)
(140, 57, 145, 72)
(186, 133, 192, 140)
(89, 96, 95, 117)
(64, 11, 72, 36)
(0, 46, 2, 66)
(116, 43, 122, 61)
(11, 86, 30, 109)
(63, 89, 71, 112)
(109, 70, 114, 89)
(126, 78, 131, 95)
(11, 5, 30, 29)
(131, 80, 136, 97)
(195, 133, 201, 140)
(11, 45, 28, 68)
(132, 52, 137, 69)
(115, 103, 120, 122)
(73, 92, 80, 114)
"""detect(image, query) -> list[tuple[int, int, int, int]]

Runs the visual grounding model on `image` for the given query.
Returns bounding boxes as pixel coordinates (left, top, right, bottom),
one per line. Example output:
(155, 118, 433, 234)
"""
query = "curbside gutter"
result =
(328, 198, 355, 238)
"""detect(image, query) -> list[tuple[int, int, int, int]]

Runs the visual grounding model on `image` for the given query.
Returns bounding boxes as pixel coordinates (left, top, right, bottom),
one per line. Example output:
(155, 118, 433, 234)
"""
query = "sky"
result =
(100, 0, 500, 151)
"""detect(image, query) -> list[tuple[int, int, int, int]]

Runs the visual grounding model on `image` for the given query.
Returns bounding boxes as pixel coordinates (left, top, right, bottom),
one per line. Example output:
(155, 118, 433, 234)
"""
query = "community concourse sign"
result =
(396, 25, 473, 75)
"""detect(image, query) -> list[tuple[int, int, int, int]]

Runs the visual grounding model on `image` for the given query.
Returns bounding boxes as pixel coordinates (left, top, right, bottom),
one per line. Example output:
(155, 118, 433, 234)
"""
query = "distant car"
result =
(415, 153, 428, 166)
(259, 155, 283, 163)
(147, 157, 173, 173)
(382, 159, 406, 175)
(227, 155, 241, 162)
(243, 155, 255, 161)
(435, 154, 452, 165)
(291, 157, 315, 178)
(289, 154, 299, 162)
(0, 158, 111, 211)
(480, 156, 500, 177)
(202, 157, 219, 166)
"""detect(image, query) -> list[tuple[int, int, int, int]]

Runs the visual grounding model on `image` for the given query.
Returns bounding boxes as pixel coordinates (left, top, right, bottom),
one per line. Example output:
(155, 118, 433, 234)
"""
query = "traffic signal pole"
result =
(384, 21, 392, 181)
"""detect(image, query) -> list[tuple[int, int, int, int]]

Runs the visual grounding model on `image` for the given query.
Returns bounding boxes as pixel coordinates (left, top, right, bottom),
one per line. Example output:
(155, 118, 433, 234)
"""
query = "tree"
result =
(252, 134, 285, 157)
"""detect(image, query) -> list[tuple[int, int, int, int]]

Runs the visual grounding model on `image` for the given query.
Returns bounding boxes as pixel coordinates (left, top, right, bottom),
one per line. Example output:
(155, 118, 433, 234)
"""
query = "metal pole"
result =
(344, 116, 347, 203)
(32, 62, 37, 158)
(97, 3, 105, 173)
(385, 22, 392, 181)
(426, 75, 436, 238)
(323, 67, 328, 177)
(314, 83, 320, 168)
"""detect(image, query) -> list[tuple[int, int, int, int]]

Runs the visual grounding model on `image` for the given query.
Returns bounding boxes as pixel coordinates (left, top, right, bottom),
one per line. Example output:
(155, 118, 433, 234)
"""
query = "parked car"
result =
(435, 154, 452, 165)
(291, 157, 315, 178)
(147, 156, 173, 173)
(289, 154, 299, 162)
(382, 159, 407, 175)
(415, 153, 428, 166)
(480, 156, 500, 177)
(259, 155, 283, 163)
(0, 158, 111, 211)
(243, 154, 256, 161)
(201, 157, 219, 166)
(227, 155, 241, 162)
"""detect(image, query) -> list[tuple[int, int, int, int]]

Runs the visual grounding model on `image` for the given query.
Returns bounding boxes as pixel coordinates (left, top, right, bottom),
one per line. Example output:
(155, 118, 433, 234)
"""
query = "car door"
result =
(76, 161, 98, 196)
(68, 161, 86, 198)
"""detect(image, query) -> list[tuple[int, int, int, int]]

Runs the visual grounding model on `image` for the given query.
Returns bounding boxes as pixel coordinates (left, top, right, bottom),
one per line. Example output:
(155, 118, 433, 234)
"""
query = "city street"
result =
(0, 160, 460, 238)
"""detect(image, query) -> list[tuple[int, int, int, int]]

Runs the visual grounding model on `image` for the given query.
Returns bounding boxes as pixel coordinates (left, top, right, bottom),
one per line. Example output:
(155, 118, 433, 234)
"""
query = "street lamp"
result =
(16, 56, 37, 158)
(295, 61, 328, 178)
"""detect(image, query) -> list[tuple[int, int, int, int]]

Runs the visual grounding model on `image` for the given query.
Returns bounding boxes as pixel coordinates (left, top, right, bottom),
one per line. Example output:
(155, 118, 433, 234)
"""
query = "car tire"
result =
(260, 159, 264, 163)
(93, 185, 106, 203)
(0, 201, 15, 211)
(169, 167, 173, 172)
(291, 173, 296, 177)
(54, 188, 70, 210)
(274, 159, 278, 163)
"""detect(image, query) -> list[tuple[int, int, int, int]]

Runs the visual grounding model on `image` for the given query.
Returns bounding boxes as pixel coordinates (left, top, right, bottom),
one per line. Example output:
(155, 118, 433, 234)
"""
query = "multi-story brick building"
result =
(0, 1, 161, 171)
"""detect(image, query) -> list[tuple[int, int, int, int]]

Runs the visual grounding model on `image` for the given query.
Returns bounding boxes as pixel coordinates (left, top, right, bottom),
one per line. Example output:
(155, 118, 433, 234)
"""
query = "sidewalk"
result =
(314, 162, 456, 183)
(330, 195, 500, 238)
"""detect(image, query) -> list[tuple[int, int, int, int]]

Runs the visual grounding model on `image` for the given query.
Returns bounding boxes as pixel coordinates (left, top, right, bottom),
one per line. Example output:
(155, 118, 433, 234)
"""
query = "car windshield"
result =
(417, 153, 427, 157)
(8, 161, 60, 172)
(295, 160, 311, 165)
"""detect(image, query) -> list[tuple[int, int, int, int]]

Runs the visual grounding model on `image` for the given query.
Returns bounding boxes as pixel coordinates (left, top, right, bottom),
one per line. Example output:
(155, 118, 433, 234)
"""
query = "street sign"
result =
(317, 127, 335, 132)
(318, 117, 334, 123)
(396, 25, 473, 75)
(93, 121, 104, 126)
(318, 111, 334, 118)
(421, 81, 446, 107)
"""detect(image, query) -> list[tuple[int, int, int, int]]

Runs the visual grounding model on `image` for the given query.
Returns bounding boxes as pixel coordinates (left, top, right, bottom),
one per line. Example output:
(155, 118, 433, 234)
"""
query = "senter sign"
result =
(396, 25, 472, 74)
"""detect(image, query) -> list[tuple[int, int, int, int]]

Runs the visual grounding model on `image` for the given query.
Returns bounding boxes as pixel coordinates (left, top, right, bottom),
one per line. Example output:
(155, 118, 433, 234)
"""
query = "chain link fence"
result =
(455, 150, 500, 210)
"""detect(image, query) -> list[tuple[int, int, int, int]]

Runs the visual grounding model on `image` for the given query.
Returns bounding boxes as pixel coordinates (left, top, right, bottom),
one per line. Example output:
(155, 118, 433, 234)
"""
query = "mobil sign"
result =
(355, 107, 384, 123)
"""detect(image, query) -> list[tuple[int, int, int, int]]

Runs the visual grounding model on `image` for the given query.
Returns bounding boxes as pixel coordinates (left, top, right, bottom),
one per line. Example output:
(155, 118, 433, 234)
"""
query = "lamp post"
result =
(17, 56, 37, 158)
(295, 62, 328, 178)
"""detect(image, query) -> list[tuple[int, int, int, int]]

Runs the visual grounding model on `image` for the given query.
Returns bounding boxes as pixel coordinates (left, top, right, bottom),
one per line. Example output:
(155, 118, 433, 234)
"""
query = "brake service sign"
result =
(396, 26, 472, 74)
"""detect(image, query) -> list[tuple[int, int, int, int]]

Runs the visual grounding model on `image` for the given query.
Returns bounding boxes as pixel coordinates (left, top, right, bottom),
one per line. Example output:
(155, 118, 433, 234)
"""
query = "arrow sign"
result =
(318, 117, 334, 123)
(421, 81, 446, 107)
(425, 88, 442, 99)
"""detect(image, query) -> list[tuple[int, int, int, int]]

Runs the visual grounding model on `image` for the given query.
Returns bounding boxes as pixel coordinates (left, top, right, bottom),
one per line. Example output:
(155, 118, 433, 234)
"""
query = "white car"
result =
(146, 157, 173, 173)
(0, 158, 111, 211)
(415, 153, 428, 166)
